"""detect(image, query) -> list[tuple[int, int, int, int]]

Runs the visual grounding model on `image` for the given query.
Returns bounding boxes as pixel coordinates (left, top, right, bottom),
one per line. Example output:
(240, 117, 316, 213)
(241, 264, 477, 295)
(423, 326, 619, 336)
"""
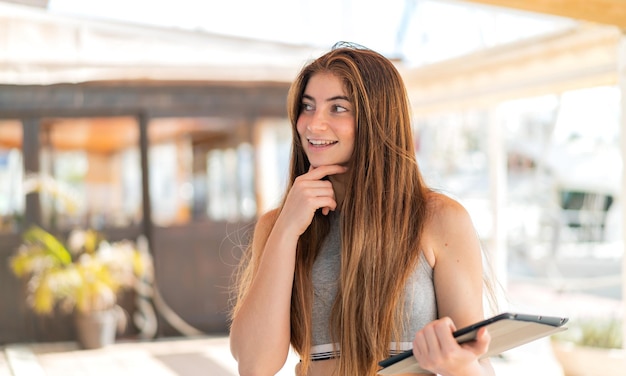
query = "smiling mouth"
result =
(308, 139, 338, 146)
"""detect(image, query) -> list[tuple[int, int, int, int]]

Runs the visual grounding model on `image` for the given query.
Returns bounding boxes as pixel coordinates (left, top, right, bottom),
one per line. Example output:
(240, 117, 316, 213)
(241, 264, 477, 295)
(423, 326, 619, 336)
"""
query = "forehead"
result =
(304, 72, 347, 97)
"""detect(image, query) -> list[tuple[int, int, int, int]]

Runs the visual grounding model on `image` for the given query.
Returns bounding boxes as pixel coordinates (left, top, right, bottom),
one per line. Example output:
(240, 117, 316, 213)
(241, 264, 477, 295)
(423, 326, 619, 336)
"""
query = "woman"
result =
(229, 42, 495, 376)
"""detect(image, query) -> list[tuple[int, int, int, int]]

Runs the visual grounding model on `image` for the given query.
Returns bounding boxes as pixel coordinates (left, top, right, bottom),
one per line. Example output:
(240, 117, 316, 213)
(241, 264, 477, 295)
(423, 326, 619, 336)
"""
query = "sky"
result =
(46, 0, 573, 66)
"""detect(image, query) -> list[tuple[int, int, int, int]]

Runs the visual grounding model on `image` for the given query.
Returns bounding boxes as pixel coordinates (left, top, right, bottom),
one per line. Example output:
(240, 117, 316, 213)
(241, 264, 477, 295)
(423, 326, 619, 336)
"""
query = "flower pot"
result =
(74, 308, 119, 349)
(551, 341, 626, 376)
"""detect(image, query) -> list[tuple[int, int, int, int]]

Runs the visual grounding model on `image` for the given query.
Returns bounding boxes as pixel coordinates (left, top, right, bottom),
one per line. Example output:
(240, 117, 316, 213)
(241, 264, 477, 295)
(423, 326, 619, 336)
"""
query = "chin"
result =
(309, 162, 331, 168)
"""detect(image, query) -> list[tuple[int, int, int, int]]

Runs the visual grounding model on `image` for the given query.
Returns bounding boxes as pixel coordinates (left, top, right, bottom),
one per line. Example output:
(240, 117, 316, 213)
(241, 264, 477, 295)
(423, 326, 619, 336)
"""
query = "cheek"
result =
(296, 117, 306, 137)
(339, 122, 356, 143)
(346, 127, 357, 154)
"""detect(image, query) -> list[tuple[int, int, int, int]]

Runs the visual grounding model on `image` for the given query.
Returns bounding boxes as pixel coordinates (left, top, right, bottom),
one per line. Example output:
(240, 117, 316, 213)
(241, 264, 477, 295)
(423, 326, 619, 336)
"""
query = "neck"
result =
(328, 174, 346, 209)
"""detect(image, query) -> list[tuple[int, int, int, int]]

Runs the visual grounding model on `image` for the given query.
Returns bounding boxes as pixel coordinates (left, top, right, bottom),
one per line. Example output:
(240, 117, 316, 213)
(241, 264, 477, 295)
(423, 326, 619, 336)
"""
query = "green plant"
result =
(553, 316, 623, 349)
(9, 226, 150, 314)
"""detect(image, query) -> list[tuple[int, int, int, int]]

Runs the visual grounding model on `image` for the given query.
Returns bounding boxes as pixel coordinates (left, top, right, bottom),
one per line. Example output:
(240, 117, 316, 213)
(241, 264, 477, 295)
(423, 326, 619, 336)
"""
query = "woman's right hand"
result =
(230, 164, 347, 375)
(277, 164, 347, 236)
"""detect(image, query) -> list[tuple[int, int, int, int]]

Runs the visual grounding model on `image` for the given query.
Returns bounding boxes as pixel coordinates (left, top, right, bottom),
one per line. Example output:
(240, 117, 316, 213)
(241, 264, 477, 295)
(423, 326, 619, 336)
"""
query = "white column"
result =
(618, 31, 626, 350)
(488, 107, 508, 301)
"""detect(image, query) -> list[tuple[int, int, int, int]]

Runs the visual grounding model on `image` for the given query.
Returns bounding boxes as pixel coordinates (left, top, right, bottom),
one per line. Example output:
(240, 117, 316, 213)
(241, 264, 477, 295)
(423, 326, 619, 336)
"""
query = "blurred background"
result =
(0, 0, 624, 374)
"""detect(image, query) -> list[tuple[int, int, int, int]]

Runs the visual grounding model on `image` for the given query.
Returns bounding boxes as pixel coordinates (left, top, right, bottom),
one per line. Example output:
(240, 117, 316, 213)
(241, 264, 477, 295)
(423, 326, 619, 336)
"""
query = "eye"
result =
(300, 102, 314, 112)
(332, 104, 349, 113)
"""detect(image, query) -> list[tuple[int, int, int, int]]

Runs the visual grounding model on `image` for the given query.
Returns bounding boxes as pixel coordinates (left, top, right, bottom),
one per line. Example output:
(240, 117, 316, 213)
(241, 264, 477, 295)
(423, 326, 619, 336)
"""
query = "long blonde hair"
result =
(233, 43, 431, 375)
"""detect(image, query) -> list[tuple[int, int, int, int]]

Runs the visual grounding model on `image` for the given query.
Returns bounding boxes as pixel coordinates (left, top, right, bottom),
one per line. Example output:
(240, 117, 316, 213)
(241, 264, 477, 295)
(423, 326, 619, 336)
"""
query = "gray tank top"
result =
(310, 211, 437, 360)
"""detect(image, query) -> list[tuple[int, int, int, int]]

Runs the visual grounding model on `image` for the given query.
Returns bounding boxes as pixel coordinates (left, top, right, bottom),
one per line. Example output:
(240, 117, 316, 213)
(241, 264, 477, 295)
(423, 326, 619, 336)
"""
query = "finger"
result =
(440, 316, 457, 332)
(291, 178, 334, 193)
(425, 324, 443, 355)
(413, 332, 428, 357)
(302, 186, 337, 202)
(306, 164, 348, 180)
(434, 320, 458, 354)
(462, 327, 490, 356)
(477, 327, 490, 348)
(318, 196, 337, 212)
(304, 194, 337, 213)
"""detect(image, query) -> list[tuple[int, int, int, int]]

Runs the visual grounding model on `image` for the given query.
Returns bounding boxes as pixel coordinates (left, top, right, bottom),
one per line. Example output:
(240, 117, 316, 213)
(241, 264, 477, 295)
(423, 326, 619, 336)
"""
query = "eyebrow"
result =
(302, 94, 350, 102)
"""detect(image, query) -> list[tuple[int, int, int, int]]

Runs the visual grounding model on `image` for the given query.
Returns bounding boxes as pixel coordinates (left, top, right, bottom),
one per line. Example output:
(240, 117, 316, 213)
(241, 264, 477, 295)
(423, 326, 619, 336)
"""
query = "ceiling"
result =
(405, 23, 621, 114)
(462, 0, 626, 30)
(401, 0, 626, 113)
(2, 0, 624, 152)
(2, 0, 47, 7)
(5, 0, 625, 30)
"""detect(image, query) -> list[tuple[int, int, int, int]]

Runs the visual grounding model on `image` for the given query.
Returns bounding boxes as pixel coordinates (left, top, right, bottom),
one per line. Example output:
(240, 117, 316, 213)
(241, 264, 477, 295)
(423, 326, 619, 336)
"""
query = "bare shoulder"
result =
(256, 208, 281, 233)
(424, 191, 473, 227)
(422, 191, 479, 263)
(251, 208, 281, 254)
(423, 192, 487, 332)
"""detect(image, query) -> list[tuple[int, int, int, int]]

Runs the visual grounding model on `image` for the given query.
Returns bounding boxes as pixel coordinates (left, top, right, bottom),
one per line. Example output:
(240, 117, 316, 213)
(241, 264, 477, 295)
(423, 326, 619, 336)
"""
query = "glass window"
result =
(149, 142, 180, 226)
(38, 118, 142, 230)
(254, 118, 291, 213)
(0, 121, 24, 233)
(206, 143, 257, 222)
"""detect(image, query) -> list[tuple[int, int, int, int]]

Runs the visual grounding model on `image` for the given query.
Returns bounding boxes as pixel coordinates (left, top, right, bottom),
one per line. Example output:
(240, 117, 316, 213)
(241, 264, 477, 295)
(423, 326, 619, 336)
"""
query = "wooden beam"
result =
(0, 81, 290, 119)
(22, 119, 41, 229)
(462, 0, 626, 30)
(404, 25, 621, 114)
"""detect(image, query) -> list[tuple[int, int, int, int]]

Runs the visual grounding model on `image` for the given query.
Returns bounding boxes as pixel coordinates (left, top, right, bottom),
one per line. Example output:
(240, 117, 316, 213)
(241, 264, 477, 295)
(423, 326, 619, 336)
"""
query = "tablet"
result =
(378, 312, 569, 375)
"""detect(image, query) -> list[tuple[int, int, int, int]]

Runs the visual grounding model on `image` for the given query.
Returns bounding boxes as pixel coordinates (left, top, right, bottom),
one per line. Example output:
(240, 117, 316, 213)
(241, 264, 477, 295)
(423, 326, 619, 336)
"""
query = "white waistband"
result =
(311, 342, 413, 360)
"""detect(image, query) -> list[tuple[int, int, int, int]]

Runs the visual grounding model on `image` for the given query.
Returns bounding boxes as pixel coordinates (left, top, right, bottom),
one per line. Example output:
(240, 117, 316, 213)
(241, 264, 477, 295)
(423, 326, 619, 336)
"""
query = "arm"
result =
(229, 165, 346, 376)
(229, 208, 299, 375)
(412, 193, 495, 376)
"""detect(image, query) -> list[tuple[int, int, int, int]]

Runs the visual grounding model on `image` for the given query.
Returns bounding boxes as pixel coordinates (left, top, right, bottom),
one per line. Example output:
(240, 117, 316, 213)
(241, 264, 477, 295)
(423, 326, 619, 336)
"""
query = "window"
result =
(0, 120, 23, 233)
(38, 118, 142, 230)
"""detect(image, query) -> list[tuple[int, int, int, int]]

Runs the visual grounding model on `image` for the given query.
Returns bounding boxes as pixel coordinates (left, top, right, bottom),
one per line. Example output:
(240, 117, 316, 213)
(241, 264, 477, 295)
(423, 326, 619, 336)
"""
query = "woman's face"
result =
(296, 72, 356, 168)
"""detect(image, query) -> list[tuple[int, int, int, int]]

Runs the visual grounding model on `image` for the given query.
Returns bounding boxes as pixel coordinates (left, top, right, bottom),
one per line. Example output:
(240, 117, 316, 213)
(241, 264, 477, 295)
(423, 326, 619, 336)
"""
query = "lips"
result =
(308, 138, 338, 146)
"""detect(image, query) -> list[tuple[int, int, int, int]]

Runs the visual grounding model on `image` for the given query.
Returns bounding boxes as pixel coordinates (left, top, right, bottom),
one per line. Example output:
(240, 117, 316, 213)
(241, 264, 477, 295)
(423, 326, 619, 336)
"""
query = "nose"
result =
(307, 110, 328, 132)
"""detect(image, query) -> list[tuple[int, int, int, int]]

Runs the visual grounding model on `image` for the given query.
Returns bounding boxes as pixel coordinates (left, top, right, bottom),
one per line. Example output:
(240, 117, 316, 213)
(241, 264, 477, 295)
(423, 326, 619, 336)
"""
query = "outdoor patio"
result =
(3, 281, 621, 376)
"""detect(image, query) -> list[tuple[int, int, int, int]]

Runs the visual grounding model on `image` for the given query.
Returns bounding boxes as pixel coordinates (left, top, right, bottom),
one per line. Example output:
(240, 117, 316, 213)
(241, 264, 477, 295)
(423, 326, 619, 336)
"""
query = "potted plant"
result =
(9, 225, 151, 349)
(551, 316, 625, 376)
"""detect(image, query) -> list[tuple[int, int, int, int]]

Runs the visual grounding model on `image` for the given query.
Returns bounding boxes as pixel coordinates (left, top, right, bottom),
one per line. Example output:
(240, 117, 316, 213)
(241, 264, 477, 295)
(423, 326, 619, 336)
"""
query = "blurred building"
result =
(0, 1, 323, 343)
(1, 0, 625, 345)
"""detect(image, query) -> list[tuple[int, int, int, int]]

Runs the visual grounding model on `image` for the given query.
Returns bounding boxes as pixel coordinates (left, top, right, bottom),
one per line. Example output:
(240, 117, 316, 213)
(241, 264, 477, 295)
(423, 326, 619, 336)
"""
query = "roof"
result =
(463, 0, 626, 30)
(0, 1, 326, 85)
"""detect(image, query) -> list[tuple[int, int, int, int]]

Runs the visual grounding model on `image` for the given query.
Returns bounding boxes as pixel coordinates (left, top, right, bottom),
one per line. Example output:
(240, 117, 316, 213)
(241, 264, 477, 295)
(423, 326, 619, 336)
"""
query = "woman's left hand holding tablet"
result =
(412, 317, 491, 376)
